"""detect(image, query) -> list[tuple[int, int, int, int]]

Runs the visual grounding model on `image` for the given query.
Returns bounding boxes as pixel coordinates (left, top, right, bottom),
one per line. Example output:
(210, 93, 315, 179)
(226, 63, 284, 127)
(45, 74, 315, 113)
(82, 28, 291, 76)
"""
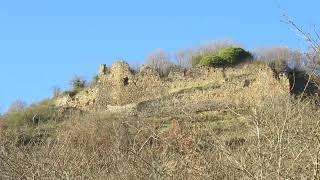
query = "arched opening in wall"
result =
(123, 77, 129, 86)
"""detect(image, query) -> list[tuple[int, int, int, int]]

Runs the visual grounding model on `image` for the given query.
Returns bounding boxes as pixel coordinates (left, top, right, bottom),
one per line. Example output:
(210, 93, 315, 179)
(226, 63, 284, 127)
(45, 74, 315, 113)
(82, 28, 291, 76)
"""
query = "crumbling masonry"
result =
(54, 61, 290, 111)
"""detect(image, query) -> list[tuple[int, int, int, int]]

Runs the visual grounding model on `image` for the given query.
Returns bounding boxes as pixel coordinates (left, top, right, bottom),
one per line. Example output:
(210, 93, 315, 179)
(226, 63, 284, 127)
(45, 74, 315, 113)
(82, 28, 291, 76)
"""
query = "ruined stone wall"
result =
(97, 63, 163, 108)
(54, 87, 98, 111)
(54, 61, 290, 111)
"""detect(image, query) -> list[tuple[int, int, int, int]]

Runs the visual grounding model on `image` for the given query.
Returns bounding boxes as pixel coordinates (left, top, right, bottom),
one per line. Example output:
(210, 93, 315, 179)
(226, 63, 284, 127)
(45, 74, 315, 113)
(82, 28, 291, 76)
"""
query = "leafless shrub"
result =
(215, 96, 320, 179)
(1, 95, 320, 179)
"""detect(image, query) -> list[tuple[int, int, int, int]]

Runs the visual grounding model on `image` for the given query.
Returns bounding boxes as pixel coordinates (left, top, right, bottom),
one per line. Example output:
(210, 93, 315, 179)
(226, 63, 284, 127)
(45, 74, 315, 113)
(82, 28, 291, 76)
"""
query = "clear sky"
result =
(0, 0, 319, 113)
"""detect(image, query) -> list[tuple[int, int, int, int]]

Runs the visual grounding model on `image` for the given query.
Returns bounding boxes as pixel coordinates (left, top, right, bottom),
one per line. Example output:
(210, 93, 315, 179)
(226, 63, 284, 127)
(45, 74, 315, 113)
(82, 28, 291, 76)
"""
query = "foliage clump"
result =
(3, 100, 59, 127)
(198, 55, 225, 67)
(218, 47, 252, 65)
(63, 76, 87, 97)
(192, 47, 252, 67)
(71, 76, 86, 91)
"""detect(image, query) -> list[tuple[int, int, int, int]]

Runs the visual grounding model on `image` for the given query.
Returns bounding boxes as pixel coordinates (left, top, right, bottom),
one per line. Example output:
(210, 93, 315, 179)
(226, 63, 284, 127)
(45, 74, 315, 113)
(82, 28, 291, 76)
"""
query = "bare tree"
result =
(7, 100, 27, 113)
(282, 15, 320, 98)
(289, 49, 306, 69)
(198, 40, 240, 55)
(283, 15, 320, 70)
(52, 86, 62, 98)
(255, 47, 306, 70)
(175, 48, 195, 70)
(146, 49, 173, 77)
(255, 47, 291, 62)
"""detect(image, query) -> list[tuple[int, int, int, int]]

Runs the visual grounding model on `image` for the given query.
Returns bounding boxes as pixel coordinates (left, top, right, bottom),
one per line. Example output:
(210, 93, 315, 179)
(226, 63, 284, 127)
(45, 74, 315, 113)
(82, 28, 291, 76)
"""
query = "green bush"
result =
(198, 55, 225, 67)
(217, 47, 252, 65)
(4, 100, 59, 127)
(63, 76, 87, 97)
(192, 47, 252, 67)
(192, 55, 203, 67)
(71, 76, 86, 91)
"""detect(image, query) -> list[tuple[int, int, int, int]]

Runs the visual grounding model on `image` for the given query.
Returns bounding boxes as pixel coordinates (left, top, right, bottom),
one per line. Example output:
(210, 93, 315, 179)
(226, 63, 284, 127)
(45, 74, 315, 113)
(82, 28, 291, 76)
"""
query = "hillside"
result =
(1, 62, 320, 179)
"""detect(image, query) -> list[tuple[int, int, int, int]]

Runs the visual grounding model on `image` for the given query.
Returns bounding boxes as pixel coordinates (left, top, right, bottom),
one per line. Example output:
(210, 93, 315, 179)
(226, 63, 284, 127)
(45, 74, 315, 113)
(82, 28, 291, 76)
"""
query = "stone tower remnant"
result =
(99, 64, 107, 75)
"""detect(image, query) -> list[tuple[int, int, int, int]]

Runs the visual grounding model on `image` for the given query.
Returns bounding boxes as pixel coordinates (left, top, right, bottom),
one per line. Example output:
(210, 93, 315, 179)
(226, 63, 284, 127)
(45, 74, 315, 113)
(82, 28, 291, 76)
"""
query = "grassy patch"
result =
(173, 82, 221, 94)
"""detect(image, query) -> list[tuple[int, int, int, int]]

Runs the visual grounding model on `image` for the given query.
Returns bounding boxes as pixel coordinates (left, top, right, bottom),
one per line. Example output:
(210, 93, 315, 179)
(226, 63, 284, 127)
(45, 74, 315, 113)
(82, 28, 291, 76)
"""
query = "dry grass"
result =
(1, 95, 320, 179)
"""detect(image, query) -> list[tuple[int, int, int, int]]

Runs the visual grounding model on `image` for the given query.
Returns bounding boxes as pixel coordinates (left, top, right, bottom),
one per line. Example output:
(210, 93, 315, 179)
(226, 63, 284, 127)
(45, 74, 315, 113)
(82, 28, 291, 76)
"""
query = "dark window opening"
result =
(123, 77, 129, 86)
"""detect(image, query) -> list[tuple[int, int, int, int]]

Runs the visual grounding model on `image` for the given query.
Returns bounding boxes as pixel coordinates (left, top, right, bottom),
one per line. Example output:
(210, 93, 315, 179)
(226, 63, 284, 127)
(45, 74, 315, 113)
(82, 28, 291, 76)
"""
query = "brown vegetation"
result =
(1, 95, 320, 179)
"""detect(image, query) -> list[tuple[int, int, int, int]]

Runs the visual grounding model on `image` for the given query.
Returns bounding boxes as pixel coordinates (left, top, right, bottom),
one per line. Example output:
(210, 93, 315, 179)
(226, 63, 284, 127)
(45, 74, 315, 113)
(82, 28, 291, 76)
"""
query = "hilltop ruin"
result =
(54, 61, 290, 112)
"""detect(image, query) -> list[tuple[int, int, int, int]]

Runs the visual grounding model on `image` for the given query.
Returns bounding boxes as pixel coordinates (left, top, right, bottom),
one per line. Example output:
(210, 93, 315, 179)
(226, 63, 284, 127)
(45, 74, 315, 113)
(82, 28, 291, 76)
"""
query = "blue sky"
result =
(0, 0, 319, 113)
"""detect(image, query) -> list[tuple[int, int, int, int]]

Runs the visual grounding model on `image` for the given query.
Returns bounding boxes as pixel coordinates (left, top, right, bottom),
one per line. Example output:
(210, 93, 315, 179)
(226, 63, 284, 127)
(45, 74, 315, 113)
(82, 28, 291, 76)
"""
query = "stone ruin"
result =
(55, 61, 293, 111)
(96, 61, 163, 107)
(99, 64, 107, 75)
